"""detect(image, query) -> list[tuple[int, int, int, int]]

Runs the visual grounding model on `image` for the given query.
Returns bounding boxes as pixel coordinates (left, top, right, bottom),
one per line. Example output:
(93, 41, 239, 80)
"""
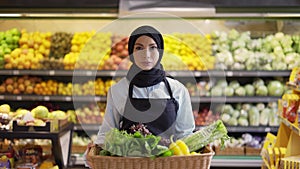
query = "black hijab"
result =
(126, 25, 166, 88)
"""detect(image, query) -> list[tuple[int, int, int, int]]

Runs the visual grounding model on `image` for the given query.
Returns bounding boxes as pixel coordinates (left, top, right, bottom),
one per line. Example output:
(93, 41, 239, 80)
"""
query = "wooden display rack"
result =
(261, 68, 300, 169)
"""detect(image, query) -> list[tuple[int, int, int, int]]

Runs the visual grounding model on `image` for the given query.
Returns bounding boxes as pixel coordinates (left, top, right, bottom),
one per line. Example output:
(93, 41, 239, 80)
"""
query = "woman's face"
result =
(133, 35, 159, 70)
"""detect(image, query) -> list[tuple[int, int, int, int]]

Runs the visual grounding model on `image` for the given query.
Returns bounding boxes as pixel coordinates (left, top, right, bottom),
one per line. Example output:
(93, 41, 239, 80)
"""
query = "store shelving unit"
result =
(0, 69, 288, 167)
(0, 123, 74, 169)
(261, 72, 300, 168)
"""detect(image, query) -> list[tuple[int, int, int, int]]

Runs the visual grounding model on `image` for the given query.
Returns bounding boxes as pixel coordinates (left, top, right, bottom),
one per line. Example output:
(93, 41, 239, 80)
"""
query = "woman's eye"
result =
(150, 46, 157, 50)
(135, 46, 143, 50)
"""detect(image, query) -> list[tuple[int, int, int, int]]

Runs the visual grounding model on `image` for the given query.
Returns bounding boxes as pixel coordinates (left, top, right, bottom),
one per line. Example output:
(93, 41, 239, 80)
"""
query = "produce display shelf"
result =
(0, 95, 280, 103)
(0, 95, 105, 102)
(0, 69, 291, 77)
(211, 155, 262, 167)
(191, 96, 281, 103)
(225, 126, 278, 133)
(279, 116, 300, 136)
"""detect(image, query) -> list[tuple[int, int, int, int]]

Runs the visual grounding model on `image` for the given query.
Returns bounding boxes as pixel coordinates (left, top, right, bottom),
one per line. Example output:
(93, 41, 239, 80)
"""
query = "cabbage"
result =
(227, 117, 238, 126)
(233, 48, 249, 63)
(235, 103, 242, 110)
(222, 105, 234, 114)
(253, 78, 265, 89)
(224, 86, 234, 96)
(235, 86, 246, 96)
(239, 109, 248, 118)
(267, 80, 284, 96)
(245, 84, 255, 96)
(228, 29, 240, 40)
(232, 62, 245, 70)
(217, 79, 228, 88)
(267, 102, 278, 109)
(269, 108, 279, 126)
(211, 86, 223, 96)
(249, 107, 260, 126)
(242, 103, 251, 111)
(229, 80, 240, 90)
(256, 103, 265, 111)
(221, 113, 231, 123)
(238, 117, 249, 126)
(256, 85, 268, 96)
(231, 110, 240, 118)
(260, 108, 271, 125)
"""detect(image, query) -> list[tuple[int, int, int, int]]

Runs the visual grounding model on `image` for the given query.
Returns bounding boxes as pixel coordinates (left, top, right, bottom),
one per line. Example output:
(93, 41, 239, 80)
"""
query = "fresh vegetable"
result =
(224, 86, 234, 96)
(249, 107, 260, 126)
(260, 108, 271, 125)
(169, 136, 190, 155)
(235, 86, 246, 96)
(181, 120, 229, 152)
(238, 117, 249, 126)
(229, 80, 240, 90)
(161, 149, 173, 157)
(102, 128, 168, 157)
(256, 85, 268, 96)
(267, 80, 284, 96)
(211, 86, 223, 96)
(245, 84, 255, 96)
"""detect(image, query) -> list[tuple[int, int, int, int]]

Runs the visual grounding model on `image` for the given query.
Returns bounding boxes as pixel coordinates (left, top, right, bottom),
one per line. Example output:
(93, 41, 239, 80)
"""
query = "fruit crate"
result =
(87, 145, 214, 169)
(12, 116, 69, 132)
(245, 147, 262, 156)
(71, 145, 87, 154)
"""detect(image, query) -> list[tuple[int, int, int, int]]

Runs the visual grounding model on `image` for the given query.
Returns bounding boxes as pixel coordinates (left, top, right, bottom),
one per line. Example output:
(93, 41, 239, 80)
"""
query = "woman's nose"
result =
(143, 49, 151, 58)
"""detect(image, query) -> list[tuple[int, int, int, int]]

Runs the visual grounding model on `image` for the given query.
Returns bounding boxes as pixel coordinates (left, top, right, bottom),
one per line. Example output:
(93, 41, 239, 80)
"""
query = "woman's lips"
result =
(141, 62, 151, 66)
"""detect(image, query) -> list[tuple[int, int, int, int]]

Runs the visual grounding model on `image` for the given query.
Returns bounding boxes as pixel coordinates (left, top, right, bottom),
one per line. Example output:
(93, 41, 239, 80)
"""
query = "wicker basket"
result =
(87, 146, 214, 169)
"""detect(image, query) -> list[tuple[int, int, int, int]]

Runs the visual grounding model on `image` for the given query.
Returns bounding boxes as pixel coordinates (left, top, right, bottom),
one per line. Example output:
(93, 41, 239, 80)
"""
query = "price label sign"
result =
(49, 70, 55, 76)
(13, 70, 19, 75)
(65, 97, 71, 101)
(86, 71, 93, 76)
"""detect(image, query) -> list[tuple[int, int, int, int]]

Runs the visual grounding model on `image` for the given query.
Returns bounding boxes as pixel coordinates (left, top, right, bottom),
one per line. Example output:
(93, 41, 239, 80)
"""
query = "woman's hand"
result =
(84, 142, 95, 168)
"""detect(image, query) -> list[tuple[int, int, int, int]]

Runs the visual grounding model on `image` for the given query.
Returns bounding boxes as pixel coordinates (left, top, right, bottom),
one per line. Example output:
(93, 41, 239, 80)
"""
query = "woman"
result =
(85, 25, 195, 165)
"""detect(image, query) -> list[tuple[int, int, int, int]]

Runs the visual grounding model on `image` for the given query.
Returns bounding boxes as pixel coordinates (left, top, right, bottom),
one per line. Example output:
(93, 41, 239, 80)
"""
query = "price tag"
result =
(86, 71, 93, 76)
(44, 96, 50, 101)
(49, 70, 55, 76)
(265, 127, 271, 132)
(194, 71, 201, 77)
(0, 95, 4, 100)
(65, 97, 71, 101)
(226, 71, 233, 77)
(95, 97, 101, 102)
(16, 96, 22, 100)
(13, 70, 19, 75)
(109, 71, 116, 76)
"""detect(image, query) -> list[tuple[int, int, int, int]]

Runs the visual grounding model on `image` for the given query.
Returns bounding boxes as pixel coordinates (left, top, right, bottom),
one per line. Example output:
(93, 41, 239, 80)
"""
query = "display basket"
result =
(87, 145, 214, 169)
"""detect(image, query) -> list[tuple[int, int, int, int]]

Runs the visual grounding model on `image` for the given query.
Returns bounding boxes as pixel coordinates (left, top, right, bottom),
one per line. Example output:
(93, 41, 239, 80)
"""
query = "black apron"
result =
(120, 78, 178, 136)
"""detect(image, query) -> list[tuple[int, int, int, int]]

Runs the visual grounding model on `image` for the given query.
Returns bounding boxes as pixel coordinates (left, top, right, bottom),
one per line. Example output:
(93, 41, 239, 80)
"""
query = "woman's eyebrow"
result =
(134, 43, 157, 46)
(134, 43, 144, 46)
